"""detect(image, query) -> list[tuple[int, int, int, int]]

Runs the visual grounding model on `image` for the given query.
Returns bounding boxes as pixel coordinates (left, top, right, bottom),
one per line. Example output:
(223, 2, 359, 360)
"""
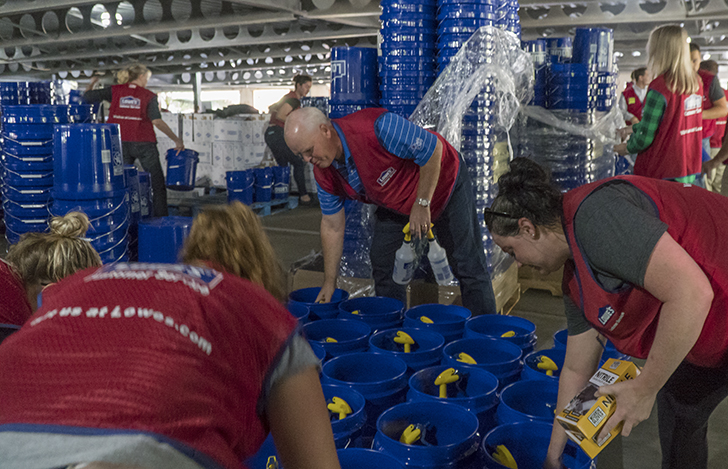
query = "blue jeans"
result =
(370, 160, 497, 316)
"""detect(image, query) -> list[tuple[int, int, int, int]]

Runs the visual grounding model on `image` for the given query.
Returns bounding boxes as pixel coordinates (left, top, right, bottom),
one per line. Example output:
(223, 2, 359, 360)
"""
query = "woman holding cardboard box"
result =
(485, 158, 728, 469)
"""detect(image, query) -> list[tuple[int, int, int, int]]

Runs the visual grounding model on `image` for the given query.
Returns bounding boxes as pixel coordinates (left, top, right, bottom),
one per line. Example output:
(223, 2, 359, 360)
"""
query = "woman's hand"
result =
(614, 142, 629, 156)
(595, 377, 658, 439)
(315, 283, 335, 304)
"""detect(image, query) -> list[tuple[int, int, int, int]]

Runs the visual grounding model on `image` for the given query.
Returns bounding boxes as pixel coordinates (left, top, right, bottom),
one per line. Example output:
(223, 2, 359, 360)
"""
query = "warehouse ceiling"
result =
(1, 0, 728, 88)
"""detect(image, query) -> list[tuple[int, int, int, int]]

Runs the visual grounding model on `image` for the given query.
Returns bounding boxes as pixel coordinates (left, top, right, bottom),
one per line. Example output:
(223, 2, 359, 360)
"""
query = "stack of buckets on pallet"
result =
(1, 104, 93, 244)
(379, 0, 437, 119)
(436, 0, 519, 275)
(0, 81, 53, 106)
(519, 28, 616, 192)
(51, 123, 130, 263)
(224, 166, 289, 208)
(247, 288, 617, 469)
(328, 46, 378, 119)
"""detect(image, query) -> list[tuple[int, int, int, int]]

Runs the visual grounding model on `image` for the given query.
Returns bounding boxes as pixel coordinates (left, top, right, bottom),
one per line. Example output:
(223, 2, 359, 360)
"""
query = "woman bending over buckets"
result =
(0, 212, 101, 334)
(0, 202, 340, 469)
(485, 158, 728, 469)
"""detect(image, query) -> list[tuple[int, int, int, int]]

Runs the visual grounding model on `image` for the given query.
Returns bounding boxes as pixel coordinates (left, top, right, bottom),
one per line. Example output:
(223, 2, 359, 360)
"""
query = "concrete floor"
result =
(262, 203, 728, 469)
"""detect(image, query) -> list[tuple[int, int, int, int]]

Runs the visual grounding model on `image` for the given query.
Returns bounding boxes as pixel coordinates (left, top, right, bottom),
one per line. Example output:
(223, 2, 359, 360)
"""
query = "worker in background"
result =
(284, 107, 496, 316)
(700, 59, 727, 193)
(0, 202, 340, 469)
(619, 67, 651, 126)
(84, 65, 184, 217)
(265, 75, 315, 205)
(486, 158, 728, 469)
(690, 43, 728, 159)
(615, 25, 702, 183)
(0, 212, 101, 329)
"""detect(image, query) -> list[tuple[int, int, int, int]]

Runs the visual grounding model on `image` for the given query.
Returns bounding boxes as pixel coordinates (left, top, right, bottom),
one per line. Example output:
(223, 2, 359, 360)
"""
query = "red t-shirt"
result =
(0, 263, 298, 469)
(0, 260, 32, 327)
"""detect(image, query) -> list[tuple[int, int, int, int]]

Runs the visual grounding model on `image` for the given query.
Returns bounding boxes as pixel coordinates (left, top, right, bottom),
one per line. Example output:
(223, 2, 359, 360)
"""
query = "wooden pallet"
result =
(499, 283, 522, 316)
(519, 265, 563, 297)
(168, 192, 298, 217)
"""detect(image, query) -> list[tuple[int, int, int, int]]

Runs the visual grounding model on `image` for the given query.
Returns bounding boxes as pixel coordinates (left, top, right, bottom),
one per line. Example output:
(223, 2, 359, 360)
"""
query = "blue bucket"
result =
(322, 384, 368, 449)
(338, 297, 404, 331)
(165, 148, 199, 191)
(243, 434, 279, 469)
(124, 165, 141, 223)
(52, 124, 125, 199)
(3, 152, 53, 172)
(288, 287, 350, 321)
(303, 319, 371, 359)
(3, 186, 52, 204)
(4, 213, 49, 234)
(373, 401, 481, 469)
(464, 315, 537, 355)
(51, 196, 129, 234)
(331, 47, 379, 105)
(403, 304, 472, 343)
(288, 301, 310, 323)
(253, 167, 273, 203)
(226, 170, 255, 205)
(138, 216, 193, 263)
(2, 136, 53, 156)
(442, 338, 523, 389)
(137, 171, 152, 219)
(497, 380, 559, 425)
(322, 352, 409, 439)
(3, 200, 50, 219)
(482, 421, 595, 469)
(3, 168, 54, 187)
(87, 221, 130, 253)
(521, 348, 566, 382)
(573, 28, 613, 72)
(337, 448, 406, 469)
(369, 328, 444, 374)
(552, 329, 629, 363)
(308, 340, 327, 364)
(68, 89, 84, 104)
(271, 166, 290, 200)
(67, 104, 94, 123)
(408, 364, 499, 435)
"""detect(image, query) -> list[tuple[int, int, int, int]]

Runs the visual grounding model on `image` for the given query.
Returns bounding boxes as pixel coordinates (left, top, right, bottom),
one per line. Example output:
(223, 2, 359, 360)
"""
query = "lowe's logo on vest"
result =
(120, 96, 141, 109)
(598, 305, 616, 325)
(684, 94, 702, 116)
(378, 167, 396, 186)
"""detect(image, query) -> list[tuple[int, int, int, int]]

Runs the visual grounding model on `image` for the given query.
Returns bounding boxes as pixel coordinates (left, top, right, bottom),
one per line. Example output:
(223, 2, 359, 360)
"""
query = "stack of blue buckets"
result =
(339, 200, 375, 279)
(0, 81, 53, 106)
(329, 46, 378, 119)
(379, 0, 437, 118)
(523, 39, 548, 107)
(124, 165, 142, 261)
(250, 288, 604, 469)
(494, 0, 521, 37)
(51, 123, 129, 264)
(519, 28, 616, 192)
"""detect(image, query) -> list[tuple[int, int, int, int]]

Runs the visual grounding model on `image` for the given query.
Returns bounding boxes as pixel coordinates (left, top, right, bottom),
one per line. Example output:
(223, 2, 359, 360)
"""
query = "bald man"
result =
(285, 107, 496, 316)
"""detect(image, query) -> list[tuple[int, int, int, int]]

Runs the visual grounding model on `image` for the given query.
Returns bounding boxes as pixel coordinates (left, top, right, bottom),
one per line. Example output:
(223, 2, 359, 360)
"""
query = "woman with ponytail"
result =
(84, 64, 184, 216)
(0, 212, 101, 329)
(487, 158, 728, 469)
(0, 202, 340, 469)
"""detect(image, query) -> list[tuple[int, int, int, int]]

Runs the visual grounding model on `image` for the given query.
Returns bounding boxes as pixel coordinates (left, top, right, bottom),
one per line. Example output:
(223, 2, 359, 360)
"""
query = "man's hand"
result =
(409, 203, 431, 239)
(595, 378, 658, 440)
(315, 283, 335, 303)
(703, 157, 722, 175)
(173, 137, 185, 152)
(614, 142, 629, 156)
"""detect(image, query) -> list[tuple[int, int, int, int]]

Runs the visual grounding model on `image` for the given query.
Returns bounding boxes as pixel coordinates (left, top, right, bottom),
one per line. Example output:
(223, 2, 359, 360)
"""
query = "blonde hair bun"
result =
(49, 212, 91, 238)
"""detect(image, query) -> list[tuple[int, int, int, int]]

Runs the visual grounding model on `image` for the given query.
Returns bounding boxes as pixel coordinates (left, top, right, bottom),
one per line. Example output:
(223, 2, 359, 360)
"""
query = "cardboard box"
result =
(556, 358, 641, 458)
(213, 119, 244, 142)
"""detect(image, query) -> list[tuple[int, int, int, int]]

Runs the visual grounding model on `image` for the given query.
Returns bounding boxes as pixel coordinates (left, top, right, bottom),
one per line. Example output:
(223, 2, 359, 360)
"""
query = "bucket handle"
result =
(3, 199, 49, 210)
(51, 196, 128, 225)
(3, 152, 53, 162)
(3, 211, 49, 224)
(230, 181, 255, 192)
(95, 231, 129, 255)
(83, 215, 130, 240)
(3, 167, 53, 179)
(3, 185, 51, 196)
(1, 135, 53, 146)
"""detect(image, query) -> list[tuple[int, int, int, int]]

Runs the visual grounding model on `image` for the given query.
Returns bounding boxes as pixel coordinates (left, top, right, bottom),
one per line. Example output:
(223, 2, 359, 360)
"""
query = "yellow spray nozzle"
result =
(399, 424, 422, 445)
(325, 337, 338, 343)
(492, 445, 518, 469)
(420, 316, 434, 324)
(394, 331, 415, 353)
(537, 355, 559, 376)
(434, 367, 460, 398)
(427, 228, 435, 240)
(351, 310, 360, 315)
(457, 352, 477, 365)
(327, 396, 353, 420)
(403, 222, 411, 234)
(265, 456, 279, 469)
(501, 330, 516, 338)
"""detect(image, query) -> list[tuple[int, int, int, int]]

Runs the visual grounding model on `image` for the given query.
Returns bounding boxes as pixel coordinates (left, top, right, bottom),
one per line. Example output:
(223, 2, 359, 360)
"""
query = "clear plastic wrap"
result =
(338, 200, 376, 279)
(410, 26, 534, 150)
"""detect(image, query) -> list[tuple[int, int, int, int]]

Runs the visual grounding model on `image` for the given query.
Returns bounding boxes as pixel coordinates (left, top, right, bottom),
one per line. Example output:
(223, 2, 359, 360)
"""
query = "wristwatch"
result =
(416, 198, 430, 208)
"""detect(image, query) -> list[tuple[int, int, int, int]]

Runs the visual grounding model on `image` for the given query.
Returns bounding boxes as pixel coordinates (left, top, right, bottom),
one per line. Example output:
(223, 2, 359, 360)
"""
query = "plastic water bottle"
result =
(393, 229, 416, 285)
(428, 230, 454, 286)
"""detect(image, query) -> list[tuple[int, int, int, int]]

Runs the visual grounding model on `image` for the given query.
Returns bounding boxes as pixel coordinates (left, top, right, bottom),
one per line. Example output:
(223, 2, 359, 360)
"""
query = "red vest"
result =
(268, 91, 299, 128)
(710, 89, 728, 148)
(633, 75, 703, 180)
(0, 260, 32, 327)
(315, 108, 460, 220)
(0, 263, 298, 469)
(622, 84, 644, 125)
(698, 69, 717, 139)
(562, 177, 728, 368)
(107, 84, 157, 143)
